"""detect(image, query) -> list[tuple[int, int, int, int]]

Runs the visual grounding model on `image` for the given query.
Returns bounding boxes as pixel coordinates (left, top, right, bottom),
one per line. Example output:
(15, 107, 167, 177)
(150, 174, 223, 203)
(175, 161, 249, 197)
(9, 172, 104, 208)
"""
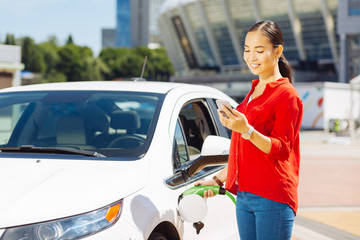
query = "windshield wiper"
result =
(0, 145, 105, 157)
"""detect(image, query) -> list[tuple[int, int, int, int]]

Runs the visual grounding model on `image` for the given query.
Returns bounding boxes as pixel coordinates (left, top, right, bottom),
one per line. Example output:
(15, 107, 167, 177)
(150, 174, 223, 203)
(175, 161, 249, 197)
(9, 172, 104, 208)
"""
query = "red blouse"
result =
(225, 78, 303, 214)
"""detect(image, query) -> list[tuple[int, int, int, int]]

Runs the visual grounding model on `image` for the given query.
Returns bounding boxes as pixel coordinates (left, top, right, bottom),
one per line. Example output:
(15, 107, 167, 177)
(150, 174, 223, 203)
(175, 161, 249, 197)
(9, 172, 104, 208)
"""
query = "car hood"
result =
(0, 156, 148, 228)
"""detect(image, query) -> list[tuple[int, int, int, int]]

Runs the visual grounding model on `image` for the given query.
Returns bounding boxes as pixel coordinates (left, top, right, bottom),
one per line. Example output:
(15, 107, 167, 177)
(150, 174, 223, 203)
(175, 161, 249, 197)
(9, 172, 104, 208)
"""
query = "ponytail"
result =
(279, 55, 292, 84)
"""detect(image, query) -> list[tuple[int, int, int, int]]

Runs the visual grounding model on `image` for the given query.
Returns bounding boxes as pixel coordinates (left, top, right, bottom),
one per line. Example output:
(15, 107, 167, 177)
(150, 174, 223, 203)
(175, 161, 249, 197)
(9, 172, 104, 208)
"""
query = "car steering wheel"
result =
(107, 135, 145, 148)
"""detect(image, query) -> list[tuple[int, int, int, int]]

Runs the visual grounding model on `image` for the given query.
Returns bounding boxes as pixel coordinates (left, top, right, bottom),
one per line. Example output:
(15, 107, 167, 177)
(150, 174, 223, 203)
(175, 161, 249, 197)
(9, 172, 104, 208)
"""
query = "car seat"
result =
(107, 110, 145, 148)
(56, 115, 89, 149)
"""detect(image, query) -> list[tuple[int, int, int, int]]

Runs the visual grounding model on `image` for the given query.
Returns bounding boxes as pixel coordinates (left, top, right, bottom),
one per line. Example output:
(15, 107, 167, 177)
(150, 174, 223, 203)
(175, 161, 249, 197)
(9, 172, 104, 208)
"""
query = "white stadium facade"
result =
(158, 0, 360, 100)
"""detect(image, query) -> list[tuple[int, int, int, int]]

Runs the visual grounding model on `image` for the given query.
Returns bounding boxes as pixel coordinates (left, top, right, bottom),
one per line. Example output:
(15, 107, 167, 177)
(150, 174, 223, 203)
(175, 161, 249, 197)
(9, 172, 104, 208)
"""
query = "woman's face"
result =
(243, 30, 281, 78)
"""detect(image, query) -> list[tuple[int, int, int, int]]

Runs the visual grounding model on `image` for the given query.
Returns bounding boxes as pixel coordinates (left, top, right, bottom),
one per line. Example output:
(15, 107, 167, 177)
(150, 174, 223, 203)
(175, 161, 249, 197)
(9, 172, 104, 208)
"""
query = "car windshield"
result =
(0, 90, 163, 158)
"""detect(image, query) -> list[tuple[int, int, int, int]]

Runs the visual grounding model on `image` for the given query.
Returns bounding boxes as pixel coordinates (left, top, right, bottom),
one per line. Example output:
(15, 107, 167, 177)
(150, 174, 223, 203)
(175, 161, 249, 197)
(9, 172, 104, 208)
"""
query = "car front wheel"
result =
(148, 232, 168, 240)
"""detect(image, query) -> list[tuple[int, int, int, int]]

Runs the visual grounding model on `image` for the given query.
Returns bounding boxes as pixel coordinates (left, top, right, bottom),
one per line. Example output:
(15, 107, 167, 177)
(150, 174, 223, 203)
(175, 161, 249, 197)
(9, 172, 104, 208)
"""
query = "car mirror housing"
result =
(186, 154, 228, 177)
(200, 135, 230, 156)
(164, 136, 230, 189)
(187, 135, 230, 177)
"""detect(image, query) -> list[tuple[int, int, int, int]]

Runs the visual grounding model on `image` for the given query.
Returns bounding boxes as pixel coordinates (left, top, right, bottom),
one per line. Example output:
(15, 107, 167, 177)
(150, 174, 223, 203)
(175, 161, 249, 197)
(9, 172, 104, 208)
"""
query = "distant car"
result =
(0, 81, 239, 240)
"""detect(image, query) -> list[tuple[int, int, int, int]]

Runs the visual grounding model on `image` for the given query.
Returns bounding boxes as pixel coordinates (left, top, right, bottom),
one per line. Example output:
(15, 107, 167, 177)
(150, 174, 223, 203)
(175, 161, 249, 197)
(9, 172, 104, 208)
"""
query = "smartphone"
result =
(216, 100, 232, 119)
(216, 99, 232, 111)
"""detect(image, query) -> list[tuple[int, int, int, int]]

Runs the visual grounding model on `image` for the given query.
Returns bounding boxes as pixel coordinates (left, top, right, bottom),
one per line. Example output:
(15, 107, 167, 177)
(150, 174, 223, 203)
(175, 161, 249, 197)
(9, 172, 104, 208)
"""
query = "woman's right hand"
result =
(195, 167, 228, 198)
(194, 178, 218, 198)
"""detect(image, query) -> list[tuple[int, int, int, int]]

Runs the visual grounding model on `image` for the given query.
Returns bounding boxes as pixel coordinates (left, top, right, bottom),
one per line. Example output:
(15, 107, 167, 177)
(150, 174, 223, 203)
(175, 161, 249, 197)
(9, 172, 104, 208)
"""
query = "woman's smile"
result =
(250, 63, 260, 68)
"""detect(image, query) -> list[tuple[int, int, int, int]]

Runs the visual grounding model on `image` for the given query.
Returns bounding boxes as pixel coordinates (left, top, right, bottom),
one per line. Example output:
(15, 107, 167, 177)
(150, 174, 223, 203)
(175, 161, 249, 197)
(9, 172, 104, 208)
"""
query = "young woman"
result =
(197, 21, 303, 239)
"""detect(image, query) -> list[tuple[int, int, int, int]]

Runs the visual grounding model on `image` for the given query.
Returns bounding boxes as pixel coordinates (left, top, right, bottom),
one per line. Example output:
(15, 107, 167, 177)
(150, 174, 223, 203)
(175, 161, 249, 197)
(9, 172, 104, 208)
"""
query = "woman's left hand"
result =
(218, 105, 272, 154)
(217, 106, 250, 134)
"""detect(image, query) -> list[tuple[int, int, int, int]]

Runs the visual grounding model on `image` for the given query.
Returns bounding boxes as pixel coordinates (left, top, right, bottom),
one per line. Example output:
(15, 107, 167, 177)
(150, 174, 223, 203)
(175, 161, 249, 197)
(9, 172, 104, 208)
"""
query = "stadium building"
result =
(158, 0, 360, 100)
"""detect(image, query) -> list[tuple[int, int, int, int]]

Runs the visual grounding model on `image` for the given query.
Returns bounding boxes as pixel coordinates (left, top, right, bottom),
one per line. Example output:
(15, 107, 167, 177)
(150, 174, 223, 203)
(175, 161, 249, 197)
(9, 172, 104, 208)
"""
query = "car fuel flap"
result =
(0, 157, 147, 228)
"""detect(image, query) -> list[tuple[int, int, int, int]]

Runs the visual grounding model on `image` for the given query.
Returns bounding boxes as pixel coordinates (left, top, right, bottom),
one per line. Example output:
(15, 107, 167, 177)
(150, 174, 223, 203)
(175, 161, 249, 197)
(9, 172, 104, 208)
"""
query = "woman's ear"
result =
(277, 45, 283, 58)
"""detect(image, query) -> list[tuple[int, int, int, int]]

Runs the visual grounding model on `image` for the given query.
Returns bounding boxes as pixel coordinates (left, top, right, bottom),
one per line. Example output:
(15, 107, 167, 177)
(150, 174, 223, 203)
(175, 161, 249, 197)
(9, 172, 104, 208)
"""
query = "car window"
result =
(0, 102, 29, 145)
(209, 98, 233, 138)
(174, 119, 189, 165)
(175, 100, 217, 166)
(0, 91, 163, 158)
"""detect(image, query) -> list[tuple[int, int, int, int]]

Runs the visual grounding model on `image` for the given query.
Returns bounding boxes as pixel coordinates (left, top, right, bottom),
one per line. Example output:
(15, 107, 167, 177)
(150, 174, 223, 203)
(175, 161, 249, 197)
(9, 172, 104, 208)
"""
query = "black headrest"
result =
(110, 110, 140, 130)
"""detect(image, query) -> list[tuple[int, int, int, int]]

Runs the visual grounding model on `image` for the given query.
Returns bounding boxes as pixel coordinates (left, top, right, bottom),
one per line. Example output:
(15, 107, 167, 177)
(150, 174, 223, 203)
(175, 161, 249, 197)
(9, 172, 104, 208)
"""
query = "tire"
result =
(148, 232, 168, 240)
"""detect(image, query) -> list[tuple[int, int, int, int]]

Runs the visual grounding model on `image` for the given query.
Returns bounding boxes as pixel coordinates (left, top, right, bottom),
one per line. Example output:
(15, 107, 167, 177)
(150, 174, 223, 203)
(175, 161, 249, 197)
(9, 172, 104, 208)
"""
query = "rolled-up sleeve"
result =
(268, 95, 303, 161)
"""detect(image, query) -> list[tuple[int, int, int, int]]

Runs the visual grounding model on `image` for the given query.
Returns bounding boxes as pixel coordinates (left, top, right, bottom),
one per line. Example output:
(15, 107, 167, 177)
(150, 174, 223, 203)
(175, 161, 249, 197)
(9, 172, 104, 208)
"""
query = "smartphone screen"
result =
(216, 100, 232, 110)
(216, 100, 232, 119)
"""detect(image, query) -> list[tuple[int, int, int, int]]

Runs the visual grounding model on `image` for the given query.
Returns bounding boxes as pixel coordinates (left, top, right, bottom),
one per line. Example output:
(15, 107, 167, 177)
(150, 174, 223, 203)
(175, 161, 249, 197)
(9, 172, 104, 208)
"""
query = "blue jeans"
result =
(236, 191, 295, 240)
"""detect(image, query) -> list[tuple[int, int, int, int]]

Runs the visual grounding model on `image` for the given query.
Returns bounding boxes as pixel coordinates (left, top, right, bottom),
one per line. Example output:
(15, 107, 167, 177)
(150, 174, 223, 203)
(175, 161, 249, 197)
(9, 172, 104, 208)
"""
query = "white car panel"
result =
(0, 81, 239, 239)
(0, 158, 147, 227)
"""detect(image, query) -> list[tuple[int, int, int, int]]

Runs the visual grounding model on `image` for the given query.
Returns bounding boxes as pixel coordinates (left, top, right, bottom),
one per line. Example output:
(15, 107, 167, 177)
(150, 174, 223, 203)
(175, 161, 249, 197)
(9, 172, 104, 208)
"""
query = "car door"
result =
(167, 98, 239, 239)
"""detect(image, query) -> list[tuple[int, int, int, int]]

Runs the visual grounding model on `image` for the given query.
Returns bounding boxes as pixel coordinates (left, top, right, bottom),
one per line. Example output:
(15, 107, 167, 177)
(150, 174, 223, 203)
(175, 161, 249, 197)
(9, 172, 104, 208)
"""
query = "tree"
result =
(66, 35, 74, 45)
(38, 40, 59, 74)
(98, 47, 174, 81)
(57, 44, 83, 81)
(20, 37, 46, 73)
(39, 70, 67, 83)
(47, 35, 59, 46)
(5, 33, 16, 45)
(57, 44, 98, 81)
(16, 33, 174, 83)
(133, 46, 153, 60)
(99, 47, 131, 79)
(112, 53, 145, 78)
(149, 47, 174, 81)
(81, 57, 110, 81)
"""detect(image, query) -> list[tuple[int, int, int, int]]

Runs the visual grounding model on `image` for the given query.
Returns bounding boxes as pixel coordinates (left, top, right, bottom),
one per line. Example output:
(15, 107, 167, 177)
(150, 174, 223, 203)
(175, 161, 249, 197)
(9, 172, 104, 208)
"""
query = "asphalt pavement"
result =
(291, 130, 360, 240)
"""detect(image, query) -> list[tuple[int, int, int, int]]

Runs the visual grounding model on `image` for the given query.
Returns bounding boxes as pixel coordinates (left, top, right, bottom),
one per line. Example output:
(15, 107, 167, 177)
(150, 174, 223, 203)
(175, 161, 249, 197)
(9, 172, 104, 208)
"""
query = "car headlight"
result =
(0, 200, 123, 240)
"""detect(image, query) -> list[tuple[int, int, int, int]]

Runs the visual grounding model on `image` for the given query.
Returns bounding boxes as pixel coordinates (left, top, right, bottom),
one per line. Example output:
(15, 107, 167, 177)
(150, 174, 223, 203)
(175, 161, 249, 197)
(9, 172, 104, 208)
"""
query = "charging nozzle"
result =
(182, 185, 225, 197)
(179, 185, 236, 205)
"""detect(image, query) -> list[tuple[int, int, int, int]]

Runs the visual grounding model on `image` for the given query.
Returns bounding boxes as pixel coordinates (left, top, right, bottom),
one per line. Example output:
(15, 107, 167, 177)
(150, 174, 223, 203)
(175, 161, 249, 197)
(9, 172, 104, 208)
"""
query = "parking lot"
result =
(292, 131, 360, 240)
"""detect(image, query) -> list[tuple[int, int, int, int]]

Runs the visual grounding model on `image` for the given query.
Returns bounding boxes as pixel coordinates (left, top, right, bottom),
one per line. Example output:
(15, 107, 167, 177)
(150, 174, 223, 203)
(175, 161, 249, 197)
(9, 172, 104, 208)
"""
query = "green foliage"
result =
(81, 57, 110, 81)
(57, 44, 86, 81)
(115, 53, 145, 78)
(39, 70, 67, 83)
(38, 41, 59, 74)
(98, 48, 131, 79)
(66, 35, 74, 45)
(3, 33, 174, 83)
(149, 47, 174, 80)
(47, 35, 59, 45)
(99, 46, 173, 81)
(20, 37, 46, 73)
(5, 34, 16, 45)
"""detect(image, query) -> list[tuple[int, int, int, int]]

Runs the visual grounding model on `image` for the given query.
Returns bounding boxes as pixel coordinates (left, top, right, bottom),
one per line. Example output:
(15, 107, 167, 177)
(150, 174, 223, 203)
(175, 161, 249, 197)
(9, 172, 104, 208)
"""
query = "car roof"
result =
(0, 81, 215, 94)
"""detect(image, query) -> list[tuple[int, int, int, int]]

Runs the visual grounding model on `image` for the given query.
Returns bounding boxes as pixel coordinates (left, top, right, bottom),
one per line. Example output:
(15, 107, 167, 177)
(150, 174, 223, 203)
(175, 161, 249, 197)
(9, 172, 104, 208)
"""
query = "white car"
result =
(0, 81, 239, 240)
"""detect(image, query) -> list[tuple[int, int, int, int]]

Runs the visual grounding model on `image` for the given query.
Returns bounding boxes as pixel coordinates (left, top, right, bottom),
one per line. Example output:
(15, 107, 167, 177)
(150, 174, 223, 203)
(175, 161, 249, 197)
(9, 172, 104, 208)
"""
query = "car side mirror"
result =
(186, 135, 230, 177)
(164, 135, 230, 189)
(200, 135, 230, 156)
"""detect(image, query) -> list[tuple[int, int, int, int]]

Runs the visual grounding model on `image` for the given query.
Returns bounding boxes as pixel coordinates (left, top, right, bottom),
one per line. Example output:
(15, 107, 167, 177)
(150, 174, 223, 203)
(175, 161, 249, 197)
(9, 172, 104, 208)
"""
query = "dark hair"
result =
(248, 20, 293, 84)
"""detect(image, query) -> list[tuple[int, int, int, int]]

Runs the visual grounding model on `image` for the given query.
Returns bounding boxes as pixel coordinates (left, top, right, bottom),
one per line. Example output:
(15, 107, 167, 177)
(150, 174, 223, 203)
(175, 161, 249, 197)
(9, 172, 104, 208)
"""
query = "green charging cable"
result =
(180, 185, 236, 205)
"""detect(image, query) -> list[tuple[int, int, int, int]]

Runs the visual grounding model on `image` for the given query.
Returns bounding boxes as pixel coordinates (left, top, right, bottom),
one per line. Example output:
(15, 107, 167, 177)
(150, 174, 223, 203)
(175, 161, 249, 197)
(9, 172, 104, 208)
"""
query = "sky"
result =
(0, 0, 116, 56)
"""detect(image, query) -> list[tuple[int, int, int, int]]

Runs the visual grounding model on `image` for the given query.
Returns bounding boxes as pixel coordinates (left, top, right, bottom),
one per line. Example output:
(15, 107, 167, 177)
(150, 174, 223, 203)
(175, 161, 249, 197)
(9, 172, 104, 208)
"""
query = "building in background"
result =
(116, 0, 148, 47)
(0, 44, 24, 89)
(116, 0, 132, 47)
(158, 0, 360, 131)
(158, 0, 359, 91)
(338, 0, 360, 83)
(102, 0, 165, 49)
(101, 28, 116, 49)
(149, 0, 166, 45)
